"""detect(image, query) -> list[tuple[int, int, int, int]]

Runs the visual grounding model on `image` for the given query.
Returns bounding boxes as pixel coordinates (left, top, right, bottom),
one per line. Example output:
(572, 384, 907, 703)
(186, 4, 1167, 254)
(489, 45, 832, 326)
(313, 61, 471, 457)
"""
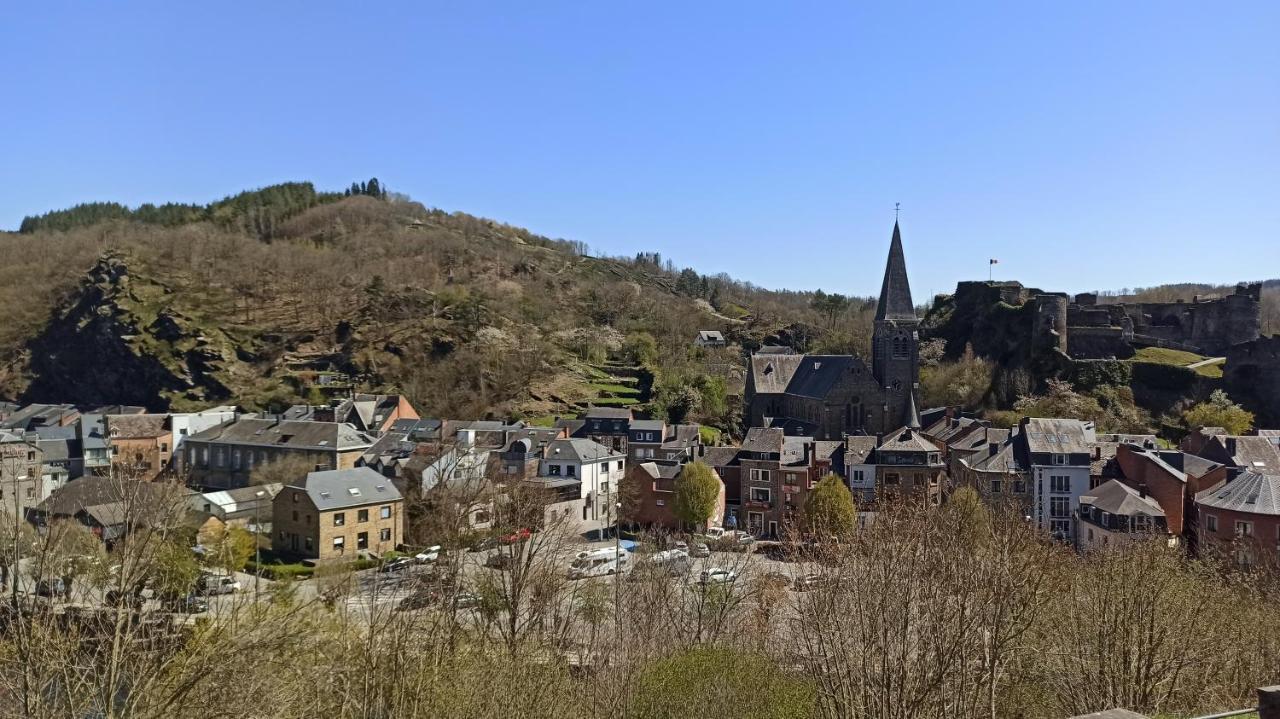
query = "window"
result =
(160, 442, 168, 453)
(749, 468, 771, 483)
(655, 499, 665, 506)
(1050, 496, 1071, 519)
(1050, 519, 1071, 537)
(1050, 475, 1071, 494)
(1013, 480, 1026, 494)
(601, 481, 610, 495)
(358, 509, 369, 523)
(333, 512, 346, 527)
(784, 474, 800, 486)
(379, 528, 391, 541)
(357, 532, 368, 550)
(25, 487, 34, 499)
(232, 449, 241, 470)
(852, 470, 865, 484)
(278, 530, 284, 540)
(991, 479, 1002, 494)
(214, 448, 224, 467)
(292, 493, 299, 503)
(199, 447, 208, 466)
(548, 464, 561, 476)
(566, 465, 576, 477)
(885, 473, 900, 486)
(1134, 515, 1151, 531)
(749, 487, 772, 504)
(617, 461, 624, 471)
(304, 537, 313, 551)
(332, 536, 344, 551)
(1205, 514, 1218, 532)
(1052, 454, 1068, 466)
(1235, 521, 1253, 538)
(380, 505, 391, 519)
(292, 510, 298, 521)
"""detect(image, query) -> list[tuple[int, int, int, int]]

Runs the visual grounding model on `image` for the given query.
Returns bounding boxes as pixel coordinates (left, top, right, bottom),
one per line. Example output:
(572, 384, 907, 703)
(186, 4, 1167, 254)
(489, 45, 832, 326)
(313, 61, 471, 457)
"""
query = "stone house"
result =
(953, 430, 1030, 515)
(874, 421, 945, 507)
(1076, 479, 1170, 552)
(627, 420, 702, 463)
(0, 430, 45, 517)
(272, 467, 404, 561)
(737, 428, 820, 538)
(182, 418, 377, 490)
(1111, 443, 1228, 543)
(624, 461, 726, 532)
(105, 414, 172, 480)
(312, 394, 420, 434)
(1195, 470, 1280, 570)
(28, 477, 195, 545)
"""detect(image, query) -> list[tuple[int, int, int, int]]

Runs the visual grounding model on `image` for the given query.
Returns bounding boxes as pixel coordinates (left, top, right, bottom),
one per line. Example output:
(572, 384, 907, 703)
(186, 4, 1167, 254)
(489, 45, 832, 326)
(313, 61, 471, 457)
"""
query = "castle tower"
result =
(872, 220, 920, 430)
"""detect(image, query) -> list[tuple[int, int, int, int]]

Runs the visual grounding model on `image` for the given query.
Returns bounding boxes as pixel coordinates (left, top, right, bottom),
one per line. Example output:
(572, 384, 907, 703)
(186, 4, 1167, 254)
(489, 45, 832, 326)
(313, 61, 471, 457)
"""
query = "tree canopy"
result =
(673, 461, 721, 532)
(1183, 389, 1254, 435)
(803, 474, 857, 539)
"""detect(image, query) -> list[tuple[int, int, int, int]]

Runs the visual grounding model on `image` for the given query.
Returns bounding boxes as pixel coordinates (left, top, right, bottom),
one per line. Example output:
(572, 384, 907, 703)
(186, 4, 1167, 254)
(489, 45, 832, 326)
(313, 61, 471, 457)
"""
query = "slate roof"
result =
(781, 436, 810, 466)
(292, 467, 402, 511)
(749, 354, 859, 398)
(1081, 480, 1165, 517)
(741, 427, 785, 454)
(923, 415, 984, 444)
(1196, 471, 1280, 516)
(35, 477, 193, 525)
(189, 418, 376, 451)
(874, 221, 916, 322)
(662, 424, 702, 449)
(700, 447, 741, 467)
(630, 419, 665, 432)
(582, 407, 633, 420)
(1180, 453, 1223, 478)
(949, 427, 1012, 454)
(877, 427, 942, 454)
(1224, 436, 1280, 472)
(968, 438, 1024, 474)
(1, 403, 79, 431)
(697, 330, 725, 342)
(1022, 418, 1096, 454)
(844, 435, 878, 464)
(545, 438, 622, 463)
(106, 414, 168, 439)
(636, 461, 683, 480)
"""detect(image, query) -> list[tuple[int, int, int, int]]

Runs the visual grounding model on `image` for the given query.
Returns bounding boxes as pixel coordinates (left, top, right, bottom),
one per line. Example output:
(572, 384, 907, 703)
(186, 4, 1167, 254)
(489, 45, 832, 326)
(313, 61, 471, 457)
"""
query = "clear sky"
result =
(2, 2, 1277, 299)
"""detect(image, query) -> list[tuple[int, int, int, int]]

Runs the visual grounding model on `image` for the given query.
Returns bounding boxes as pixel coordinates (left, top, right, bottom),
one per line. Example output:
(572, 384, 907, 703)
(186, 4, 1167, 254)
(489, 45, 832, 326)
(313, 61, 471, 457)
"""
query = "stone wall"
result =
(1224, 335, 1280, 428)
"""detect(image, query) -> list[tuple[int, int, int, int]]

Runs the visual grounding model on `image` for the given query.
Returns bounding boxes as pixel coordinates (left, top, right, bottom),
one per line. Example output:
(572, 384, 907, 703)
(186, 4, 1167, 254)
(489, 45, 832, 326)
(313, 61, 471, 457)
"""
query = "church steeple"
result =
(875, 220, 916, 322)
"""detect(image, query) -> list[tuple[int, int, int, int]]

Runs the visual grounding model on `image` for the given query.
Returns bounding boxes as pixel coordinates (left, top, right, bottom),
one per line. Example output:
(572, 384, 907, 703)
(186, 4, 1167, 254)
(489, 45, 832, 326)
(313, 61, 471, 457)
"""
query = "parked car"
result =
(196, 574, 241, 596)
(35, 578, 68, 598)
(698, 568, 737, 585)
(381, 557, 414, 573)
(499, 528, 532, 544)
(485, 552, 514, 570)
(414, 545, 442, 564)
(794, 573, 831, 592)
(453, 592, 481, 610)
(164, 594, 210, 614)
(688, 541, 711, 558)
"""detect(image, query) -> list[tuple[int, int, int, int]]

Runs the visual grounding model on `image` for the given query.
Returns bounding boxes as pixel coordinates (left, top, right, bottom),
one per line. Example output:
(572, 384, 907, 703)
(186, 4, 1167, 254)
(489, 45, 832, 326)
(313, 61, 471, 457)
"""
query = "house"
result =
(1111, 443, 1228, 543)
(873, 406, 945, 507)
(28, 477, 195, 544)
(77, 414, 112, 476)
(1182, 431, 1280, 475)
(105, 414, 172, 480)
(947, 426, 1013, 490)
(561, 407, 633, 454)
(1020, 417, 1098, 541)
(169, 406, 238, 457)
(737, 427, 821, 538)
(954, 430, 1030, 515)
(495, 427, 566, 480)
(625, 461, 726, 531)
(627, 419, 702, 463)
(528, 438, 626, 529)
(182, 418, 377, 490)
(843, 435, 878, 504)
(694, 330, 726, 348)
(312, 394, 420, 433)
(0, 403, 80, 432)
(1076, 479, 1169, 551)
(31, 425, 76, 495)
(192, 483, 282, 530)
(744, 222, 921, 438)
(1195, 470, 1280, 569)
(0, 430, 45, 517)
(272, 467, 404, 561)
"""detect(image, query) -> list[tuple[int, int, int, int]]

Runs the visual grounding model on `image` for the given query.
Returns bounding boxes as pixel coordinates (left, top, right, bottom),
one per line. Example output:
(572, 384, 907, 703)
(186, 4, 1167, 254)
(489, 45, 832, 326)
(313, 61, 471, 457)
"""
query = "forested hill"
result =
(0, 180, 875, 431)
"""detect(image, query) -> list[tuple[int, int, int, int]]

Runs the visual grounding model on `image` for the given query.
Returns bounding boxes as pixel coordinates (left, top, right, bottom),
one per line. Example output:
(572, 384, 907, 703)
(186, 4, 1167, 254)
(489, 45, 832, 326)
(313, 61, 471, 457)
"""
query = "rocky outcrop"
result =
(21, 254, 265, 410)
(1224, 335, 1280, 428)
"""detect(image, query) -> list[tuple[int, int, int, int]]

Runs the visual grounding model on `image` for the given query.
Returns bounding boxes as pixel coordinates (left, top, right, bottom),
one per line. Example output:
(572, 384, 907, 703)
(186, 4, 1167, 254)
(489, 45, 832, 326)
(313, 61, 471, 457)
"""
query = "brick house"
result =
(1112, 443, 1228, 544)
(1195, 470, 1280, 569)
(183, 418, 377, 490)
(737, 428, 825, 538)
(874, 409, 945, 506)
(624, 461, 726, 532)
(105, 414, 172, 480)
(272, 467, 404, 561)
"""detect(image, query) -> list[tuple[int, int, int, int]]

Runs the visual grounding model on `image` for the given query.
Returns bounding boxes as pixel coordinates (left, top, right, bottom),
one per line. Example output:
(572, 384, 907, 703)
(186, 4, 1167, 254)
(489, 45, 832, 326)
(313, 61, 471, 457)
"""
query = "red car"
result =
(499, 528, 531, 544)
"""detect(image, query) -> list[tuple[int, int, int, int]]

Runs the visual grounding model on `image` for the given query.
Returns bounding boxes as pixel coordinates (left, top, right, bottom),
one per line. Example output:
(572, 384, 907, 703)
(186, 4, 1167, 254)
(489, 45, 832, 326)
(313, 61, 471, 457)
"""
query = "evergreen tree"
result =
(366, 177, 382, 198)
(673, 462, 721, 532)
(804, 474, 856, 540)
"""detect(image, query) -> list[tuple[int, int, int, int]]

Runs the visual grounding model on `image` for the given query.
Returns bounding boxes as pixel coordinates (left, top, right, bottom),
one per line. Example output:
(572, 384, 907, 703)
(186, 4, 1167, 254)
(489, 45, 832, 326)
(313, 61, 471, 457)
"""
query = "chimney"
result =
(1094, 446, 1102, 460)
(988, 442, 999, 457)
(1226, 437, 1238, 457)
(1138, 484, 1148, 499)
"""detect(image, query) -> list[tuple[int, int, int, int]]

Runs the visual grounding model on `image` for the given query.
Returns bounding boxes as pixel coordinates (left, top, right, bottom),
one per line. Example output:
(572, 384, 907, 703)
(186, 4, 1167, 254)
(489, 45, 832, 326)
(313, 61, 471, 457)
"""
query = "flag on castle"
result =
(989, 258, 999, 265)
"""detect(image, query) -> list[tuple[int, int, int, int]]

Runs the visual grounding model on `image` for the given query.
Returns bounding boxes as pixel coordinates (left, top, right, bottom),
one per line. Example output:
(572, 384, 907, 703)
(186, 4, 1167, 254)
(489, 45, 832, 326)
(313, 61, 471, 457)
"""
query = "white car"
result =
(698, 568, 737, 585)
(414, 546, 442, 564)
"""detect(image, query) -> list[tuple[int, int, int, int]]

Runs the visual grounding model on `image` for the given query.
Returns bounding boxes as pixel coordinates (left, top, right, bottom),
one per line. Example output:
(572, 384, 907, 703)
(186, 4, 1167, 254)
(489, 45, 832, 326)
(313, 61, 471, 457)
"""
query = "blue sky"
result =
(2, 2, 1277, 298)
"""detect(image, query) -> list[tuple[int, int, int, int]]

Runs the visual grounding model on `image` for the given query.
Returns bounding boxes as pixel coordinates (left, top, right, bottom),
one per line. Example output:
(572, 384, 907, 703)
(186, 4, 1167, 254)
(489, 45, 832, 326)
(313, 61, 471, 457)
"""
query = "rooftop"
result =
(188, 418, 376, 451)
(1196, 471, 1280, 516)
(292, 467, 403, 511)
(1081, 480, 1165, 517)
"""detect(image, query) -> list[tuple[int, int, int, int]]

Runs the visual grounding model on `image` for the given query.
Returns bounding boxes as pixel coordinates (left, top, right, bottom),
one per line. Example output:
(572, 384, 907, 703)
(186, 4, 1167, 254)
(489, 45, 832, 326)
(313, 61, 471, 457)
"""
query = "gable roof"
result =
(105, 414, 168, 439)
(700, 446, 741, 467)
(189, 418, 376, 451)
(292, 467, 402, 511)
(1196, 471, 1280, 516)
(874, 221, 916, 322)
(545, 438, 622, 463)
(697, 330, 725, 342)
(1081, 479, 1165, 517)
(749, 354, 860, 398)
(844, 435, 879, 464)
(878, 426, 942, 455)
(1021, 418, 1096, 454)
(741, 427, 785, 454)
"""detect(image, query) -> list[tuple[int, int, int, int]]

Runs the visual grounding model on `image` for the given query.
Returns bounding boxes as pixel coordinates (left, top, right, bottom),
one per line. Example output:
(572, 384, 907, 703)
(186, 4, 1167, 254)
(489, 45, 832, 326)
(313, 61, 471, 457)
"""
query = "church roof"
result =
(748, 354, 860, 398)
(874, 221, 916, 322)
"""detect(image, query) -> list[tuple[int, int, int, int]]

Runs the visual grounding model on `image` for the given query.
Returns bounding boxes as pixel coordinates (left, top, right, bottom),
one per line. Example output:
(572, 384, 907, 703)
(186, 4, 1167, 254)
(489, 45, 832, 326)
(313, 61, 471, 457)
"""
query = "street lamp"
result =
(253, 490, 267, 601)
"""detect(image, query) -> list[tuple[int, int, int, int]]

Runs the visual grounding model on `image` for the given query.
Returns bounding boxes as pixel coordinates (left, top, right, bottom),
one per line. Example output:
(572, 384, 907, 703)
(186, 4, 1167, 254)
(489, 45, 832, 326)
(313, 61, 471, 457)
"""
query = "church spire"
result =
(905, 391, 921, 429)
(875, 220, 916, 322)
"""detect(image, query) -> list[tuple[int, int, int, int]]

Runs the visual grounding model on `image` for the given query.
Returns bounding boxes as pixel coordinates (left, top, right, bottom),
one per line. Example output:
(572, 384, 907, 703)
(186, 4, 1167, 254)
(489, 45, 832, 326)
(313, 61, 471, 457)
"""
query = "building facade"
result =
(272, 467, 404, 561)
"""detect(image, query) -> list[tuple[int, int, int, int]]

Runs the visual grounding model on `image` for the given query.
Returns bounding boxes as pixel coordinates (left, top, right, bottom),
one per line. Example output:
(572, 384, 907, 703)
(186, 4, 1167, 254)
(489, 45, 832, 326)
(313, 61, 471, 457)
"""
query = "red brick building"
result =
(1195, 470, 1280, 569)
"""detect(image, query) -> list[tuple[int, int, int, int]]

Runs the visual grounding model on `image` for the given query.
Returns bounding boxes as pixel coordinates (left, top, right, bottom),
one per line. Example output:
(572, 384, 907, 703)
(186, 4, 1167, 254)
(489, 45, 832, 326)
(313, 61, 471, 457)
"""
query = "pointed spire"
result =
(905, 391, 921, 429)
(875, 220, 916, 322)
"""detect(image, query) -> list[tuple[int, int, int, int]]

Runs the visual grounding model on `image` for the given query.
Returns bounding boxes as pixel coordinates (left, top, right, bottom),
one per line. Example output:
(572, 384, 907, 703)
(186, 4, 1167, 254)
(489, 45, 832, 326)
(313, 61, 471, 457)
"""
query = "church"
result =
(743, 221, 920, 439)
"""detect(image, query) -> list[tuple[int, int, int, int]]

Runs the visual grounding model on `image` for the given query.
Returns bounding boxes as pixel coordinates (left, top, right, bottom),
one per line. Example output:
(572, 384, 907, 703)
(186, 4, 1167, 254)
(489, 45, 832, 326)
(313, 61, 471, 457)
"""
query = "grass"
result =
(1191, 357, 1225, 378)
(589, 383, 642, 396)
(1132, 346, 1207, 366)
(588, 397, 640, 406)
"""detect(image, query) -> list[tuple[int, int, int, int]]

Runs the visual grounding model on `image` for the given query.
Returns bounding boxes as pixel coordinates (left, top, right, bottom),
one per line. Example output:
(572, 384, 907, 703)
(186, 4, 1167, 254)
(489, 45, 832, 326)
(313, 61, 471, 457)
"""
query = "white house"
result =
(170, 406, 238, 457)
(843, 435, 878, 505)
(1020, 417, 1097, 541)
(535, 438, 626, 526)
(192, 482, 282, 531)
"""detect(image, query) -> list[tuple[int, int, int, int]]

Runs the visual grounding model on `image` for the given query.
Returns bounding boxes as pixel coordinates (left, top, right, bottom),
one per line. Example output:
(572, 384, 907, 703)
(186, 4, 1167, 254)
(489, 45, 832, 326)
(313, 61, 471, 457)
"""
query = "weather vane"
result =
(894, 202, 901, 221)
